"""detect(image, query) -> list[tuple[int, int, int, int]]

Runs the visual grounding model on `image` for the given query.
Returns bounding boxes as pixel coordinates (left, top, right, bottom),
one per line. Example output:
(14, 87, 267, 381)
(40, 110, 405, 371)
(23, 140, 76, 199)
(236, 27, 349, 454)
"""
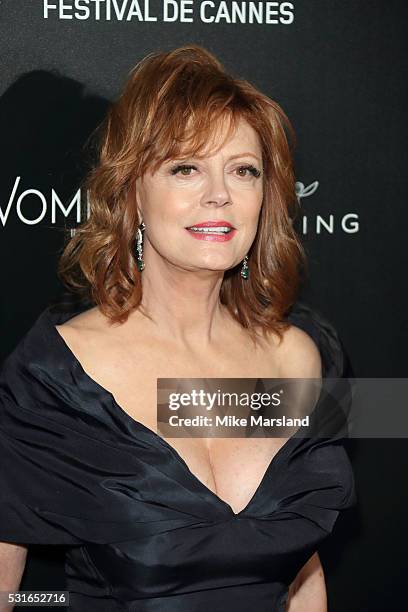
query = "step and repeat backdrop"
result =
(1, 1, 407, 610)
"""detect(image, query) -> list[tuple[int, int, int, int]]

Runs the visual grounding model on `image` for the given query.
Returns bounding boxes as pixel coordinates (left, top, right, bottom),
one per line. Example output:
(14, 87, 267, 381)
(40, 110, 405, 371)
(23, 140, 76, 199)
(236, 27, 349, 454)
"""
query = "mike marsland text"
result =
(165, 415, 310, 427)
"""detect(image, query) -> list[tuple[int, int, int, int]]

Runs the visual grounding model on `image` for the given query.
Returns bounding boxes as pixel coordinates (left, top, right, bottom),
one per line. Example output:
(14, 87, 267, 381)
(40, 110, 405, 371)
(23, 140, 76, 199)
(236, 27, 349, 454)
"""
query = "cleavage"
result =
(150, 432, 289, 514)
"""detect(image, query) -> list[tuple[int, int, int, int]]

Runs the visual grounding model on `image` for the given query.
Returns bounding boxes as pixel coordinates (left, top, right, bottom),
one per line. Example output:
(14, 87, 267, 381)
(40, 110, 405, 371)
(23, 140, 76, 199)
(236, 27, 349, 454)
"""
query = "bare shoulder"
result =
(54, 306, 109, 347)
(275, 323, 322, 379)
(56, 306, 106, 330)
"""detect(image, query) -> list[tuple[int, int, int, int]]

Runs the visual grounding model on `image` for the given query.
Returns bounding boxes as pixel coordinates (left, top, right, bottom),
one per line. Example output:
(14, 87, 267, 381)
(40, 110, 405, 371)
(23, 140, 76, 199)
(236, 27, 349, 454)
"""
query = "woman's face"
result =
(135, 118, 263, 275)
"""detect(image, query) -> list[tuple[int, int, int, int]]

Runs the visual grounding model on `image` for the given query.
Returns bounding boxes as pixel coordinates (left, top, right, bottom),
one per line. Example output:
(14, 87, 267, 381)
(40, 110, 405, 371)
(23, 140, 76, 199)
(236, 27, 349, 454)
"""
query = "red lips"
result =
(186, 220, 235, 228)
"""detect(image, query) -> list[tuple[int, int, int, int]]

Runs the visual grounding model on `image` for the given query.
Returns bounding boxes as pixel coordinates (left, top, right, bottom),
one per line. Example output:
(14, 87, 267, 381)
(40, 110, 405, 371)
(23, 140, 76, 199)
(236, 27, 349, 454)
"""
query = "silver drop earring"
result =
(240, 254, 249, 280)
(136, 221, 146, 272)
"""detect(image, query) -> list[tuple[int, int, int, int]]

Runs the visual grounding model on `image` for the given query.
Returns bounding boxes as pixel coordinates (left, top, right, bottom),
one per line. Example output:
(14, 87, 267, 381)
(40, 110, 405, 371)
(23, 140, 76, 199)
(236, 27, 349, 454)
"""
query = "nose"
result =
(201, 168, 232, 207)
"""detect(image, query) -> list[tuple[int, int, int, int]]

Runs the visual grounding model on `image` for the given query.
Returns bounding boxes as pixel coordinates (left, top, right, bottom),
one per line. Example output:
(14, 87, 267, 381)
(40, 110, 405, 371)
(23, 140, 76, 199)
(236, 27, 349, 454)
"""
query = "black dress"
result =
(0, 301, 356, 611)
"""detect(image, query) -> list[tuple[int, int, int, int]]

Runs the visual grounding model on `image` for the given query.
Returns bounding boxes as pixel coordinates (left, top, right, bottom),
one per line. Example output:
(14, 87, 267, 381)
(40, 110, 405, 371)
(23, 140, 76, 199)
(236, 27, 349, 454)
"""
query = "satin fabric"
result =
(0, 301, 356, 611)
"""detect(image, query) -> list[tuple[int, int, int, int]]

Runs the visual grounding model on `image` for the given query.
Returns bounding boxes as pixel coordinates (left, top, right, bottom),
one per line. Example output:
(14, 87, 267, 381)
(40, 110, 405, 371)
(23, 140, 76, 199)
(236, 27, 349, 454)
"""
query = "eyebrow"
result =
(167, 152, 262, 164)
(228, 153, 261, 163)
(168, 151, 262, 164)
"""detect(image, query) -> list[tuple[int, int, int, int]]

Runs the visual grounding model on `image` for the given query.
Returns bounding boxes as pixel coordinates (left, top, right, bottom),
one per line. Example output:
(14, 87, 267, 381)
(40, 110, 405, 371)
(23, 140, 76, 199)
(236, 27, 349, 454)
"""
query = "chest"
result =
(94, 349, 290, 513)
(58, 324, 289, 515)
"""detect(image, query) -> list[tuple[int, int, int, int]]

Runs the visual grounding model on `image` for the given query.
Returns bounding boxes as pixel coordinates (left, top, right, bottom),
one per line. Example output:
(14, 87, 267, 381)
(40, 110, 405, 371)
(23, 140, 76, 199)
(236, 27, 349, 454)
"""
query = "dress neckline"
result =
(42, 303, 317, 518)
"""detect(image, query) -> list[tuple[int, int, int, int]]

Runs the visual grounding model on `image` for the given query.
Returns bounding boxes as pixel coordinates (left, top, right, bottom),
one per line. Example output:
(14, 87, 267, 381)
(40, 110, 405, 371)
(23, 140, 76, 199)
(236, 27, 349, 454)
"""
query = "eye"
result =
(170, 164, 197, 176)
(235, 164, 262, 178)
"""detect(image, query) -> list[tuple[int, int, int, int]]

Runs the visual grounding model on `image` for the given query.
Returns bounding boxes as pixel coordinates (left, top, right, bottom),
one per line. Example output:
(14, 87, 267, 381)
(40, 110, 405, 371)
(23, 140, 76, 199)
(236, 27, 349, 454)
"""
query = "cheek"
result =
(144, 188, 199, 234)
(143, 187, 183, 221)
(231, 185, 263, 217)
(229, 175, 263, 195)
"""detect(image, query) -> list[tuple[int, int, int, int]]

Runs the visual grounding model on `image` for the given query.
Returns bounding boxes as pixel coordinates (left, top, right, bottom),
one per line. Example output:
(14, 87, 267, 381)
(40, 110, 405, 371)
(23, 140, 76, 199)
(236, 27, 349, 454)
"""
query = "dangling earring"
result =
(240, 254, 249, 280)
(135, 221, 146, 271)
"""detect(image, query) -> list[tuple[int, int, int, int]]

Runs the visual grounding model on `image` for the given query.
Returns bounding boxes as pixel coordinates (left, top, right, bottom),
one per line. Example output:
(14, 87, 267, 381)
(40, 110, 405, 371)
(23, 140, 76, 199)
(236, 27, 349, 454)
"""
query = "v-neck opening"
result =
(45, 304, 310, 518)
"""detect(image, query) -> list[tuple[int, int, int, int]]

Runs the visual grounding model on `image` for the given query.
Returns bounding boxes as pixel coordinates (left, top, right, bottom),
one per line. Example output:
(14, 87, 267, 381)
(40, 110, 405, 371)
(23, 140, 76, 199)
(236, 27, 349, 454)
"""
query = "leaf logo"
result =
(295, 181, 319, 202)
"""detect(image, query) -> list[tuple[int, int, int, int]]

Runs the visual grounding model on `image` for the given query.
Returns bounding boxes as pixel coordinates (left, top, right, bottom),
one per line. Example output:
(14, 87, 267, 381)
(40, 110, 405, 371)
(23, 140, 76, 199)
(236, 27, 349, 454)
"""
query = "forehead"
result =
(209, 119, 260, 155)
(179, 117, 262, 160)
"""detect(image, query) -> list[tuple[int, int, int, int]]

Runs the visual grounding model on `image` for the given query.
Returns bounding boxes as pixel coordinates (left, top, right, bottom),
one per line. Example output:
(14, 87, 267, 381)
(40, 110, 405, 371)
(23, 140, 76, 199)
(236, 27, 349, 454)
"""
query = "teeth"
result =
(188, 226, 232, 233)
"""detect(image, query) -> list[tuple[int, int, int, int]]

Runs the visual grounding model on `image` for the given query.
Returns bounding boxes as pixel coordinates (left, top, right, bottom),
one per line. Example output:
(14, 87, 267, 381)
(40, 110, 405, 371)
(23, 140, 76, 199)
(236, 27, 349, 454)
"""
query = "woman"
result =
(0, 45, 356, 611)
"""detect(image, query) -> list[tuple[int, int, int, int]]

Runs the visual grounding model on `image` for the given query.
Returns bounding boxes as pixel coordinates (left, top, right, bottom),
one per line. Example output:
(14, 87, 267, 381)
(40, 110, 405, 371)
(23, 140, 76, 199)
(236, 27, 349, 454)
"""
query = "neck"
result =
(135, 248, 230, 350)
